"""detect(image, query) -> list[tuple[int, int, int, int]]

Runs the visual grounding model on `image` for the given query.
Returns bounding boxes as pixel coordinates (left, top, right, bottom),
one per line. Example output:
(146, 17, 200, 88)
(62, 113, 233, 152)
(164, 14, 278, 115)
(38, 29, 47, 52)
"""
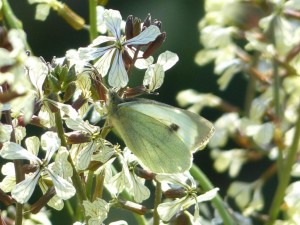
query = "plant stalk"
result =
(190, 164, 237, 225)
(266, 104, 300, 224)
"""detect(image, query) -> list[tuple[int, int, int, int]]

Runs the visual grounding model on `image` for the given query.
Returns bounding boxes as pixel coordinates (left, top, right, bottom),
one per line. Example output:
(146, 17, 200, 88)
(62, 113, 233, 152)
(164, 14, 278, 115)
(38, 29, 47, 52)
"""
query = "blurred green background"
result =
(6, 0, 261, 224)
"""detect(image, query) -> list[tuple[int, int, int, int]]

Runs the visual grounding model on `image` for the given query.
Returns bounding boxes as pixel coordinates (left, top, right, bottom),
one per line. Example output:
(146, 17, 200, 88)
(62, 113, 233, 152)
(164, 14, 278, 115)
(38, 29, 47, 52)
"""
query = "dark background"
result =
(6, 0, 265, 224)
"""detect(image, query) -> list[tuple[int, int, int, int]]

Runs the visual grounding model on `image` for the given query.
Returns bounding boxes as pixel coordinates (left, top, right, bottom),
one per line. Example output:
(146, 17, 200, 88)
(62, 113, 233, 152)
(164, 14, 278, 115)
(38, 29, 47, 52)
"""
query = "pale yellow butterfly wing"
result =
(107, 94, 214, 174)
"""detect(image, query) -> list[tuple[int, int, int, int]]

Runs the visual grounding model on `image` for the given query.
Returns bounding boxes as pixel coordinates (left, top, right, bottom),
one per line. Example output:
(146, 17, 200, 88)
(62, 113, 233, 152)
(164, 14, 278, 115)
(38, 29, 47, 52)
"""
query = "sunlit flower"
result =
(211, 148, 247, 177)
(228, 180, 264, 216)
(156, 172, 219, 222)
(66, 117, 102, 170)
(83, 198, 110, 225)
(79, 9, 161, 88)
(0, 132, 75, 203)
(0, 123, 12, 142)
(108, 147, 150, 203)
(142, 51, 178, 92)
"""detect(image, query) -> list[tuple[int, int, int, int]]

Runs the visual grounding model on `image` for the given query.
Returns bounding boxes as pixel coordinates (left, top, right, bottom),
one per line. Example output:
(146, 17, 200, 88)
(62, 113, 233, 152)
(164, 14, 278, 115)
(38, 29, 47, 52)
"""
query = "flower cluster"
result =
(0, 6, 218, 225)
(178, 0, 300, 224)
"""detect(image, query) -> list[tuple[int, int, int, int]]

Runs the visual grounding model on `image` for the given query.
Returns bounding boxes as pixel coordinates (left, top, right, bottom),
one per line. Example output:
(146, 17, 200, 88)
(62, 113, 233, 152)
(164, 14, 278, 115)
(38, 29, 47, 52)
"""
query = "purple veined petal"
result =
(0, 142, 41, 164)
(125, 25, 161, 46)
(103, 9, 122, 40)
(12, 170, 41, 204)
(108, 50, 128, 88)
(90, 36, 116, 47)
(47, 168, 76, 200)
(78, 45, 114, 61)
(94, 48, 116, 77)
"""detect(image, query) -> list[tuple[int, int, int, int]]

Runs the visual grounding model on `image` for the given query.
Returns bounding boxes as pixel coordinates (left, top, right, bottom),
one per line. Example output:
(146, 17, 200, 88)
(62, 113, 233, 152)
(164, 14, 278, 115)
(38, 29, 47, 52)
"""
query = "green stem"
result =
(153, 181, 162, 225)
(1, 0, 32, 52)
(65, 200, 75, 222)
(88, 0, 98, 42)
(92, 170, 105, 201)
(244, 75, 256, 117)
(54, 110, 87, 211)
(266, 104, 300, 224)
(86, 170, 94, 200)
(273, 59, 281, 119)
(190, 164, 237, 225)
(1, 0, 22, 29)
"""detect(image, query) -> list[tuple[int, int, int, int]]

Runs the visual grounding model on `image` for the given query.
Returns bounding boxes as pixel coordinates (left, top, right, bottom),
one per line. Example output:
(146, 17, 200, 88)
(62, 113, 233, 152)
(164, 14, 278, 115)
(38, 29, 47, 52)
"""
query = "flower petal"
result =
(90, 36, 116, 47)
(108, 50, 128, 87)
(41, 131, 61, 163)
(12, 170, 41, 204)
(47, 169, 76, 200)
(103, 9, 122, 39)
(157, 197, 186, 222)
(94, 48, 115, 77)
(143, 64, 165, 92)
(25, 136, 40, 157)
(0, 142, 41, 163)
(78, 45, 113, 61)
(125, 25, 160, 46)
(157, 51, 179, 71)
(77, 141, 98, 170)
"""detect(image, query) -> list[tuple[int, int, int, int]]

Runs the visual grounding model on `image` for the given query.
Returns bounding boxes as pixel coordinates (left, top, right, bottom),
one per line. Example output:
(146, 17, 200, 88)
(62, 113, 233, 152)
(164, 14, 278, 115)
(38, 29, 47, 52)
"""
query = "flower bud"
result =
(143, 32, 166, 59)
(153, 19, 162, 30)
(63, 81, 76, 102)
(118, 198, 147, 215)
(134, 166, 155, 180)
(72, 94, 88, 111)
(65, 131, 92, 144)
(133, 18, 142, 37)
(57, 4, 85, 30)
(143, 14, 151, 28)
(163, 187, 186, 198)
(0, 189, 14, 206)
(125, 15, 134, 40)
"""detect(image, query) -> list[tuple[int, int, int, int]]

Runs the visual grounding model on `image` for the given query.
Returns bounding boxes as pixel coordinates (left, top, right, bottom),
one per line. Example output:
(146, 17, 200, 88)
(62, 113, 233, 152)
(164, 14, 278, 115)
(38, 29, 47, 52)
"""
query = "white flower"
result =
(108, 147, 150, 203)
(0, 132, 75, 203)
(0, 123, 12, 142)
(143, 51, 179, 92)
(83, 198, 109, 225)
(66, 117, 101, 170)
(79, 9, 161, 88)
(156, 172, 219, 222)
(211, 148, 247, 177)
(228, 180, 264, 216)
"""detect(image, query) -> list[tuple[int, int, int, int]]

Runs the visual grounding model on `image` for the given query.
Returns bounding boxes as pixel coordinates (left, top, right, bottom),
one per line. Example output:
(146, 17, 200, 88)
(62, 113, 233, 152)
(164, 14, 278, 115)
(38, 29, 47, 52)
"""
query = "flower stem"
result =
(92, 170, 105, 201)
(266, 104, 300, 224)
(273, 59, 281, 119)
(2, 84, 24, 225)
(153, 181, 162, 225)
(88, 0, 98, 42)
(190, 164, 237, 225)
(54, 110, 87, 214)
(1, 0, 32, 52)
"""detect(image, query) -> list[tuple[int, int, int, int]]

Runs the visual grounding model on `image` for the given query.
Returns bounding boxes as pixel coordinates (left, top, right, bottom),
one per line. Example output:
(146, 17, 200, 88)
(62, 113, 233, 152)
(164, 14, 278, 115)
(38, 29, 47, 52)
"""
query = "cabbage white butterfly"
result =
(107, 90, 214, 174)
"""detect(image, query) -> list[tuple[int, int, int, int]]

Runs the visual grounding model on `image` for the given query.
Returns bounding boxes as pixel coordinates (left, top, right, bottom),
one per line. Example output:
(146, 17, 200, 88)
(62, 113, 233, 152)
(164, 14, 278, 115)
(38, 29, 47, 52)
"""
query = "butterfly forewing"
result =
(107, 92, 214, 174)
